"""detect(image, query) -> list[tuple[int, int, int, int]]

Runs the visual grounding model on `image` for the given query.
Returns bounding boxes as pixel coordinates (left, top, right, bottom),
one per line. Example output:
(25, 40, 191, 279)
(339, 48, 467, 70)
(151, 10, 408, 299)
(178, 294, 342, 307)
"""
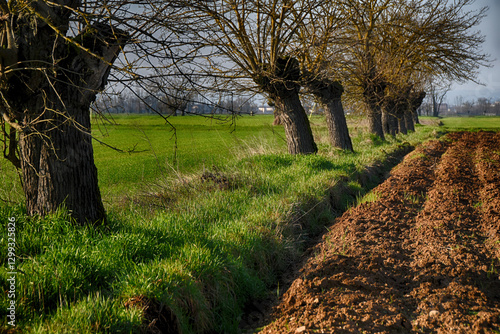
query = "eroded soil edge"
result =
(261, 131, 500, 334)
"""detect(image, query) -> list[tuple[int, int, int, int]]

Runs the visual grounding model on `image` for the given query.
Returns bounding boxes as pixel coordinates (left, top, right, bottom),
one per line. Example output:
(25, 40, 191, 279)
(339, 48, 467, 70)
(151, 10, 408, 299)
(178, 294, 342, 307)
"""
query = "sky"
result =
(447, 0, 500, 104)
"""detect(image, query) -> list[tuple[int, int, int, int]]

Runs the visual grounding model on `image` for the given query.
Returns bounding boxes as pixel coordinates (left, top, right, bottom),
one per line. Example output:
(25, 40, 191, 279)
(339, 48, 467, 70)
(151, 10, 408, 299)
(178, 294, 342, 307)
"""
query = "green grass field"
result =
(1, 115, 498, 333)
(92, 114, 287, 203)
(440, 115, 500, 129)
(0, 114, 286, 204)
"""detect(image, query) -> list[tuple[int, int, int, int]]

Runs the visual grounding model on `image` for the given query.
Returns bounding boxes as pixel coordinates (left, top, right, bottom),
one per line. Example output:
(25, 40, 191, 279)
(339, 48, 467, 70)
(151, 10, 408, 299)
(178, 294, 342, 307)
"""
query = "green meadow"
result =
(440, 115, 500, 130)
(92, 114, 287, 202)
(1, 115, 497, 333)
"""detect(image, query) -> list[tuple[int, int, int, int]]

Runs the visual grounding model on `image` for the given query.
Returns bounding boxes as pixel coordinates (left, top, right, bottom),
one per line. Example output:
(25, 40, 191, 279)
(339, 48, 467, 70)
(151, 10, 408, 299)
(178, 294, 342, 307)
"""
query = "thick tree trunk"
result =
(362, 77, 386, 141)
(432, 95, 439, 117)
(324, 98, 353, 151)
(19, 101, 105, 224)
(382, 109, 398, 136)
(256, 57, 316, 154)
(274, 92, 317, 154)
(382, 110, 389, 135)
(367, 109, 385, 140)
(4, 17, 128, 223)
(306, 79, 353, 151)
(398, 115, 408, 135)
(405, 112, 415, 132)
(413, 110, 420, 125)
(389, 112, 398, 135)
(410, 91, 426, 126)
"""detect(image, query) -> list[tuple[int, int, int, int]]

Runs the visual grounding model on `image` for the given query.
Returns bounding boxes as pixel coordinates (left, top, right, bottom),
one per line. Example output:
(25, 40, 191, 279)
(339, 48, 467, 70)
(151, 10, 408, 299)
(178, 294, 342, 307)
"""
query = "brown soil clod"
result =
(260, 131, 500, 334)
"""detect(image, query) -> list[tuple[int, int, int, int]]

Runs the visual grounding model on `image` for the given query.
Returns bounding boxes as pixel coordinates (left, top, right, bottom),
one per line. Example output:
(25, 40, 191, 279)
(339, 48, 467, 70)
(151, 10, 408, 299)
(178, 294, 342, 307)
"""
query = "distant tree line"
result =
(451, 97, 500, 116)
(419, 97, 500, 117)
(95, 93, 259, 116)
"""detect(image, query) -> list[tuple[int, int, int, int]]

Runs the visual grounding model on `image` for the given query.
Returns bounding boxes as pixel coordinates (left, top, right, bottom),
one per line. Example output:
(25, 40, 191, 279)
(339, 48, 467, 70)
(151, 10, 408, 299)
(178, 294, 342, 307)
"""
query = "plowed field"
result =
(260, 131, 500, 334)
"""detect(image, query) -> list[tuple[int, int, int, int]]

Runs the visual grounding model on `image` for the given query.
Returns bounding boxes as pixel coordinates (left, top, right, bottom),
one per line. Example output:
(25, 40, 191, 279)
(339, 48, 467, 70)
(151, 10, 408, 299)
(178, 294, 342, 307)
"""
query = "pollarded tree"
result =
(295, 2, 354, 151)
(382, 83, 411, 136)
(338, 0, 488, 140)
(0, 1, 184, 223)
(379, 71, 427, 135)
(335, 0, 396, 141)
(381, 0, 487, 134)
(304, 77, 353, 151)
(167, 0, 321, 154)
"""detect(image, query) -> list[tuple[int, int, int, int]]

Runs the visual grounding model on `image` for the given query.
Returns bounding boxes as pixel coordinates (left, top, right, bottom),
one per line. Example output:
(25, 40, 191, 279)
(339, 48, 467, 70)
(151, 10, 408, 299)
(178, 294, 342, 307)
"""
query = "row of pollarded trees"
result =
(0, 0, 489, 224)
(163, 0, 488, 151)
(348, 0, 488, 140)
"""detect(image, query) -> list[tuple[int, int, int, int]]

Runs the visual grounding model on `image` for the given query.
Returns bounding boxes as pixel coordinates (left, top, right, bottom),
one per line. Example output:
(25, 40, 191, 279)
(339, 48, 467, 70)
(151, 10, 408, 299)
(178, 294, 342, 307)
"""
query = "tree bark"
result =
(389, 112, 399, 135)
(306, 79, 353, 151)
(255, 57, 317, 154)
(273, 91, 317, 154)
(3, 13, 128, 224)
(19, 100, 106, 224)
(382, 108, 398, 136)
(381, 110, 389, 135)
(273, 110, 283, 126)
(405, 112, 415, 132)
(367, 110, 385, 140)
(410, 91, 426, 126)
(362, 78, 386, 141)
(413, 110, 420, 125)
(324, 97, 353, 151)
(432, 94, 440, 117)
(398, 115, 408, 135)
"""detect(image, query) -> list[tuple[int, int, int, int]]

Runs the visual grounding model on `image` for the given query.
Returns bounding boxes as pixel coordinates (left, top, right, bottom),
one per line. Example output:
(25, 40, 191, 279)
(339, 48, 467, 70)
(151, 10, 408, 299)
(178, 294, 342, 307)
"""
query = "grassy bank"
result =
(0, 115, 442, 333)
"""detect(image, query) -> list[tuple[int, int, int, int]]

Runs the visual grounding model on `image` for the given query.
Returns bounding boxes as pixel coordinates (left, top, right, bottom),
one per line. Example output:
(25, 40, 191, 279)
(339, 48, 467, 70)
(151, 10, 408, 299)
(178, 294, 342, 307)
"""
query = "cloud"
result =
(448, 0, 500, 102)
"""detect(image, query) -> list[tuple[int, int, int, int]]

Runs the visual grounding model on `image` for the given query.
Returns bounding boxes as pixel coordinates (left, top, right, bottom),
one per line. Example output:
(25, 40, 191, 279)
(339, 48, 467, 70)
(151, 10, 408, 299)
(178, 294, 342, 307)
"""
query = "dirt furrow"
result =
(260, 140, 449, 333)
(475, 132, 500, 259)
(408, 132, 500, 332)
(260, 132, 500, 334)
